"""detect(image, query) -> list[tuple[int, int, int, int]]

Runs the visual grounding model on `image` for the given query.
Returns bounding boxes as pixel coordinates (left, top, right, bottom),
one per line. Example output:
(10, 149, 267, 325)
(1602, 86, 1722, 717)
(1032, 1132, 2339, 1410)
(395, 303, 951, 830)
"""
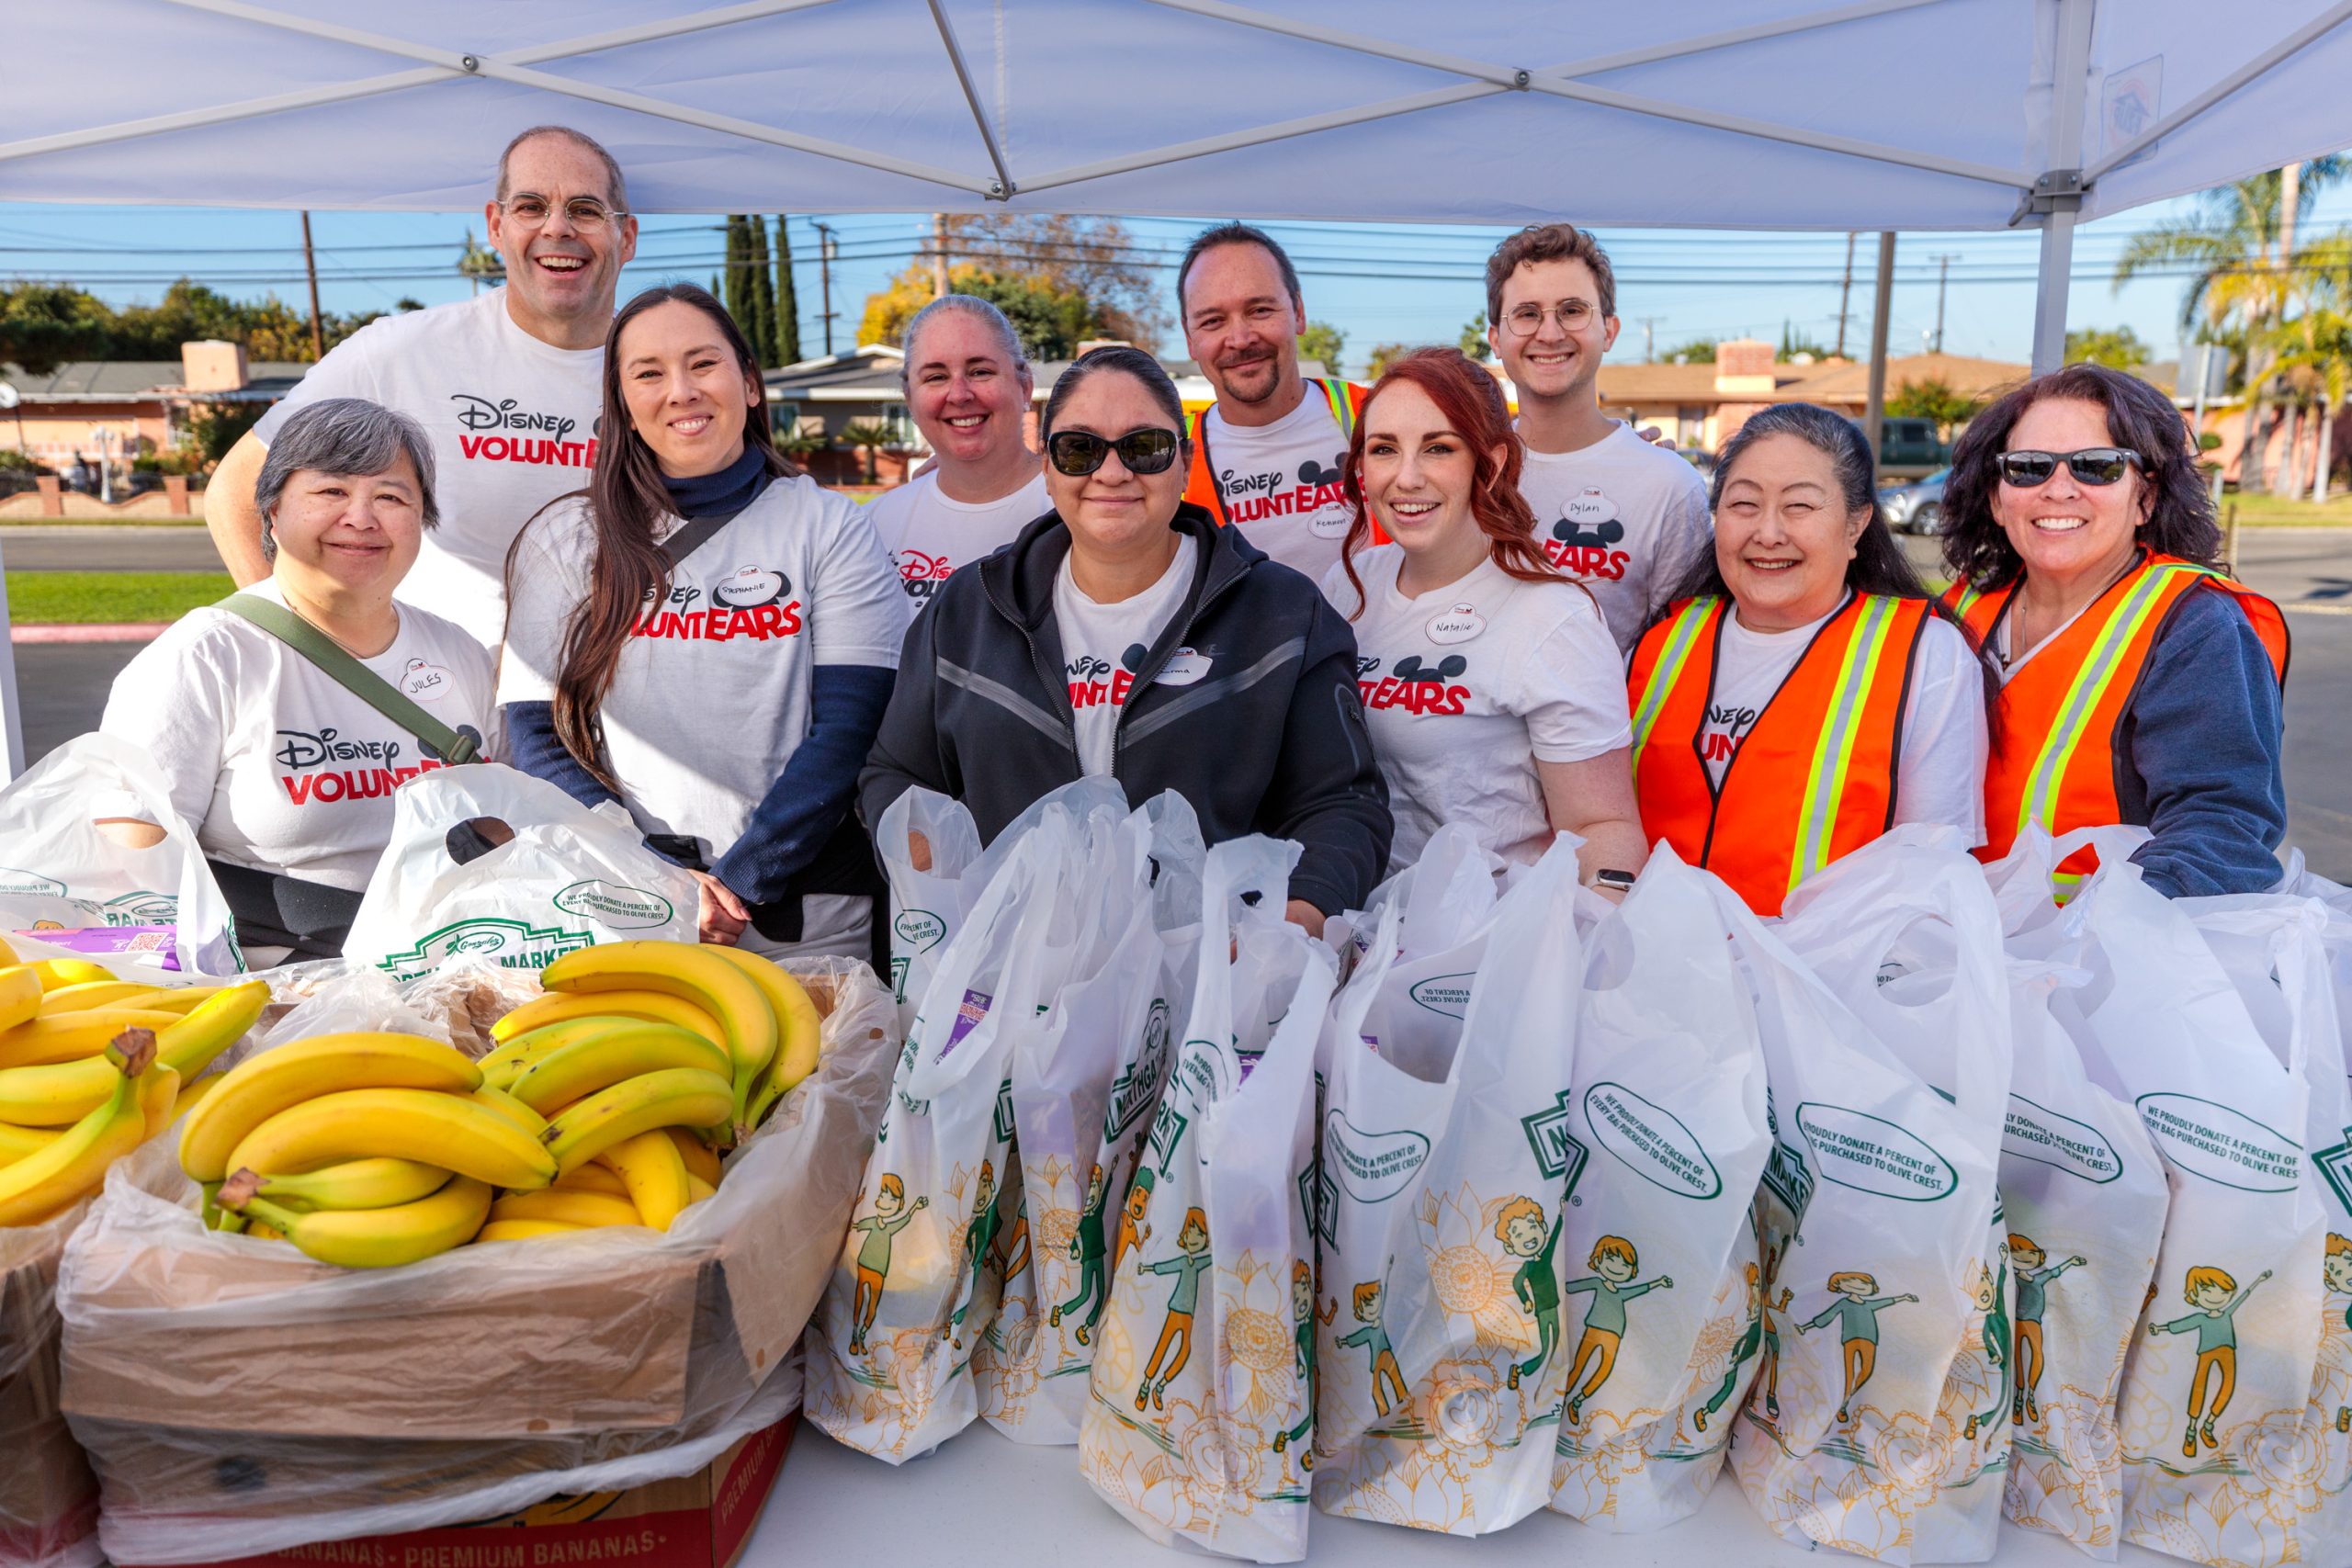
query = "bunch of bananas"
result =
(0, 938, 268, 1226)
(185, 942, 816, 1268)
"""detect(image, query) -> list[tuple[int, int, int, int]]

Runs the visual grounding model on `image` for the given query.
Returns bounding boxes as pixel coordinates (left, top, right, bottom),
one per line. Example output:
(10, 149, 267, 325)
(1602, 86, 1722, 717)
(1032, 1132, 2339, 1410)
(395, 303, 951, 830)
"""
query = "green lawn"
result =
(2222, 492, 2352, 526)
(6, 570, 232, 624)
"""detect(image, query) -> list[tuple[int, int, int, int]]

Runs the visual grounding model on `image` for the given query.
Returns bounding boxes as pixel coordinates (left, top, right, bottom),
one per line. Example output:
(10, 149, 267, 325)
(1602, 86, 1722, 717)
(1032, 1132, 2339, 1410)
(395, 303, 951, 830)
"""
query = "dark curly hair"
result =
(1939, 363, 2217, 592)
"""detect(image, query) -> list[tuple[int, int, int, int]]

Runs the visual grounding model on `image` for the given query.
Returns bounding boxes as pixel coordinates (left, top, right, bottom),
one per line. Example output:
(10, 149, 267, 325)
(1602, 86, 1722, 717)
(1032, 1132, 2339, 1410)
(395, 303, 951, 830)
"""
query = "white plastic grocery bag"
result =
(1706, 838, 2008, 1564)
(340, 765, 697, 981)
(980, 795, 1202, 1444)
(804, 807, 1075, 1462)
(1079, 837, 1337, 1562)
(0, 733, 239, 976)
(2056, 861, 2334, 1567)
(1547, 847, 1773, 1534)
(876, 788, 983, 1031)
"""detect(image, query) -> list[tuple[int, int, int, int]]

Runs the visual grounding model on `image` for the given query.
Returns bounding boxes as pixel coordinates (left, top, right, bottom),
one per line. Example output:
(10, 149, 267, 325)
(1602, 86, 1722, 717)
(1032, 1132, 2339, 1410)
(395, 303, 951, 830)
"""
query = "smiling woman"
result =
(500, 284, 910, 964)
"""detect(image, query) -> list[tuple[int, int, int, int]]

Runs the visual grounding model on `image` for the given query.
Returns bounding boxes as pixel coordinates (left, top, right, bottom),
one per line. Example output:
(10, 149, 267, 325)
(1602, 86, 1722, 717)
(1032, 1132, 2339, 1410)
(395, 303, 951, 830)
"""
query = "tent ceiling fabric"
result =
(7, 0, 2351, 230)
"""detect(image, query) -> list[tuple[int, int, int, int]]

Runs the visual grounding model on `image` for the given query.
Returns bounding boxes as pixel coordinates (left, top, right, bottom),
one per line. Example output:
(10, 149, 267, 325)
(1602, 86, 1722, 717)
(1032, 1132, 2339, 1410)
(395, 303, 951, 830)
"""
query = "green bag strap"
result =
(218, 593, 481, 765)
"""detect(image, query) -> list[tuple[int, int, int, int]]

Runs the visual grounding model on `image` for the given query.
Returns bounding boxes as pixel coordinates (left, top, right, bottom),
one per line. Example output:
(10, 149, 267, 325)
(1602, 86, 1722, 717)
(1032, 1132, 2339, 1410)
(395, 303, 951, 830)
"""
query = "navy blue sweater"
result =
(2118, 585, 2287, 897)
(503, 447, 894, 905)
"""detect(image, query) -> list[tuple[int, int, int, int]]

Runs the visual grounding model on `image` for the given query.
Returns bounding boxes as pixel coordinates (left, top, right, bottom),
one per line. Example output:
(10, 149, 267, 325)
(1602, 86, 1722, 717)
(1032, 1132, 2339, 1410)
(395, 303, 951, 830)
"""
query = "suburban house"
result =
(1590, 339, 2032, 451)
(1, 341, 302, 474)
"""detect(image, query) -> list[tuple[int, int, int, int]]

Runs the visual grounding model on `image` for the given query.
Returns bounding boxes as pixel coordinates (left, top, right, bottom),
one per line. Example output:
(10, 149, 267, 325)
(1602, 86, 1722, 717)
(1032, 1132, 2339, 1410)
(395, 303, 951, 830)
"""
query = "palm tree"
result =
(2271, 232, 2352, 500)
(838, 420, 898, 484)
(2114, 161, 2343, 491)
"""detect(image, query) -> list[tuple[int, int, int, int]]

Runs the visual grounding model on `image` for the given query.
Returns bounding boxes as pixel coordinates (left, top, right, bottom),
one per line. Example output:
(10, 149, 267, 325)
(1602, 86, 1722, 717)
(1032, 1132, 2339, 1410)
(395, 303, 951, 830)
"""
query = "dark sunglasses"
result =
(1047, 427, 1182, 478)
(1996, 447, 2143, 487)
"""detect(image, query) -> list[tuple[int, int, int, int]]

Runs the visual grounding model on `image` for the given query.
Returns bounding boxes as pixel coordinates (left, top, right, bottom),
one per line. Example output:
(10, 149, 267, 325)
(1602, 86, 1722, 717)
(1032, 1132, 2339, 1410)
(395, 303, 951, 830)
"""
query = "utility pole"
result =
(813, 221, 839, 357)
(300, 210, 324, 360)
(1930, 253, 1959, 354)
(1638, 317, 1658, 363)
(1836, 231, 1857, 358)
(1863, 231, 1896, 480)
(932, 213, 950, 298)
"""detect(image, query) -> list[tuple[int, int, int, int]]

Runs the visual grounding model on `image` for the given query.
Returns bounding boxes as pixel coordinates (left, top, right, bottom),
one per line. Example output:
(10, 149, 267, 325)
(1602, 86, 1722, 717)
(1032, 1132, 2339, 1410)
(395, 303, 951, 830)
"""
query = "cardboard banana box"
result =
(0, 1207, 99, 1568)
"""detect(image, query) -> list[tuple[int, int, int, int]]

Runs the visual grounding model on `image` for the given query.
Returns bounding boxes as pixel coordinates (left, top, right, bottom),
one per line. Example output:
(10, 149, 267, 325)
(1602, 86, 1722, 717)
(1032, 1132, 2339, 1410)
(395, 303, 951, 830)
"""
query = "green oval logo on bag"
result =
(0, 867, 68, 898)
(553, 880, 675, 930)
(2132, 1092, 2301, 1192)
(1407, 972, 1475, 1019)
(2003, 1094, 2124, 1185)
(895, 909, 946, 953)
(1585, 1082, 1721, 1199)
(1794, 1102, 1958, 1201)
(1322, 1111, 1431, 1202)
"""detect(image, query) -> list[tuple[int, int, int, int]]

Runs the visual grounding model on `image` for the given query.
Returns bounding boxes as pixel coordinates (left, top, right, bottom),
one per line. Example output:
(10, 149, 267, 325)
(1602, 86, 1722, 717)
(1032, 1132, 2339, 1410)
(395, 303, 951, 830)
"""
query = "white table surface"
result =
(748, 1418, 2180, 1568)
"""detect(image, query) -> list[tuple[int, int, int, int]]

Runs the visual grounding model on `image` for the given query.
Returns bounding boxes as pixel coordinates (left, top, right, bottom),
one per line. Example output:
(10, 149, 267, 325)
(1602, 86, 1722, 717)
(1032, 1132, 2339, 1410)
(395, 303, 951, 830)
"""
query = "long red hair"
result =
(1337, 346, 1557, 617)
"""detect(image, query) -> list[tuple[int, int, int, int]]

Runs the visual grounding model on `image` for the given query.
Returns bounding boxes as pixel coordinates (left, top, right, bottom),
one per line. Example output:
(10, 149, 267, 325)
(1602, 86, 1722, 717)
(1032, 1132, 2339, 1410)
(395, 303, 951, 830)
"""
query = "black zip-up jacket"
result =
(859, 503, 1391, 915)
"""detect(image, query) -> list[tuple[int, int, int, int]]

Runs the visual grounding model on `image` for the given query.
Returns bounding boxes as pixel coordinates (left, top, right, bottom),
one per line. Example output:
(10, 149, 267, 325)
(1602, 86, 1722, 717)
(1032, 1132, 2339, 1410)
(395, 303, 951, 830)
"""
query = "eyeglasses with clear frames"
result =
(497, 194, 628, 231)
(1502, 299, 1598, 337)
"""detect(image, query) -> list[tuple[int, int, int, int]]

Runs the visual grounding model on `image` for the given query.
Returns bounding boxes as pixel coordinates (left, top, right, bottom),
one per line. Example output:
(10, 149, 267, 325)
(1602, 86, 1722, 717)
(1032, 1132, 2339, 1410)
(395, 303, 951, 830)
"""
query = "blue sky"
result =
(3, 188, 2337, 376)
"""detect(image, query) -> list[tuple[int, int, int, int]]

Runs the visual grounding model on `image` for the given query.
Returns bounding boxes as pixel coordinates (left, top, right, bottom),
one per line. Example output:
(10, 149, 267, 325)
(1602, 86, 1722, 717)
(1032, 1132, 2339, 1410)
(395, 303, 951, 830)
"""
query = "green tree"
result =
(2064, 325, 2154, 368)
(940, 213, 1166, 349)
(774, 216, 802, 366)
(859, 262, 1103, 361)
(1297, 321, 1346, 375)
(745, 216, 777, 367)
(1363, 343, 1408, 379)
(837, 419, 899, 483)
(1665, 338, 1718, 365)
(723, 216, 755, 347)
(0, 283, 111, 374)
(1779, 321, 1831, 360)
(458, 227, 503, 294)
(185, 400, 266, 468)
(1886, 376, 1984, 438)
(1460, 314, 1491, 362)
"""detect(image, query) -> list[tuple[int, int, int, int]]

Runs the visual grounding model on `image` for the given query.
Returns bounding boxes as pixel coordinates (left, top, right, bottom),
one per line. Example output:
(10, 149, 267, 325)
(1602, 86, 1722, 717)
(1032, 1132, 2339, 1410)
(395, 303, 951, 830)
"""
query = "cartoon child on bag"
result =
(1273, 1259, 1337, 1464)
(2325, 1235, 2351, 1435)
(847, 1174, 928, 1355)
(2007, 1234, 2086, 1425)
(1557, 1234, 1673, 1421)
(1963, 1252, 2012, 1440)
(1495, 1196, 1562, 1392)
(1052, 1163, 1110, 1342)
(1338, 1276, 1409, 1417)
(1136, 1207, 1213, 1413)
(2149, 1264, 2273, 1460)
(950, 1158, 1005, 1350)
(1696, 1261, 1781, 1435)
(1751, 1243, 1794, 1422)
(1799, 1272, 1918, 1426)
(1114, 1164, 1155, 1280)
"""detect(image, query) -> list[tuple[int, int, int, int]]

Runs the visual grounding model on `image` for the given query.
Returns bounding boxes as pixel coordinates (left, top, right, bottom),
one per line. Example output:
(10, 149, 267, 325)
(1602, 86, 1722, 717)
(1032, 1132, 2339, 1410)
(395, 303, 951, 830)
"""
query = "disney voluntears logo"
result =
(1217, 451, 1353, 536)
(272, 725, 480, 805)
(450, 393, 597, 468)
(1357, 653, 1471, 716)
(895, 548, 954, 601)
(1545, 488, 1632, 581)
(631, 563, 804, 642)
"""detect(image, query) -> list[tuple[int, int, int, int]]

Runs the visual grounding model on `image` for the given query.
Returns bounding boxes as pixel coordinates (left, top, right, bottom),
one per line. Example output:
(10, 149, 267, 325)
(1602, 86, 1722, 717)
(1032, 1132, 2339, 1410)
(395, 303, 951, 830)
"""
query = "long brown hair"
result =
(517, 283, 796, 791)
(1337, 346, 1557, 616)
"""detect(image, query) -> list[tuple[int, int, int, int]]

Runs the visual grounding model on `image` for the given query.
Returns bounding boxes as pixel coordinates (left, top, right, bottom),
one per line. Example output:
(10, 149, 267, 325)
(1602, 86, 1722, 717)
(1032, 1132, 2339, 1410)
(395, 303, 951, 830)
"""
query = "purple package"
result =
(939, 987, 993, 1058)
(12, 924, 182, 971)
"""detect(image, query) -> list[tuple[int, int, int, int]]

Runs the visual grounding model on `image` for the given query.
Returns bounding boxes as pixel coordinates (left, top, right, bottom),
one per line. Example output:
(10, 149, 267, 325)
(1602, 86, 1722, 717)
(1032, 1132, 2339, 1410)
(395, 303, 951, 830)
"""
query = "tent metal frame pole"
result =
(2084, 0, 2352, 182)
(1864, 231, 1896, 480)
(923, 0, 1017, 198)
(2030, 0, 2098, 375)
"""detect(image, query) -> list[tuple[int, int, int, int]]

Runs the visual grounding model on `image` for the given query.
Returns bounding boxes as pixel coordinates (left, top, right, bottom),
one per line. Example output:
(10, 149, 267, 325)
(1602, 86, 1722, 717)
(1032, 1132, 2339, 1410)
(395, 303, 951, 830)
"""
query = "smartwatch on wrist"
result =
(1588, 868, 1637, 895)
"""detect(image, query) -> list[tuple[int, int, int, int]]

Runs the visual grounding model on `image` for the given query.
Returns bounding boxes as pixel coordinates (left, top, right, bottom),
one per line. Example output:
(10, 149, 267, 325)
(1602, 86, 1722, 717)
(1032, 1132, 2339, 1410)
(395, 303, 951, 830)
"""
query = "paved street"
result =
(0, 525, 224, 571)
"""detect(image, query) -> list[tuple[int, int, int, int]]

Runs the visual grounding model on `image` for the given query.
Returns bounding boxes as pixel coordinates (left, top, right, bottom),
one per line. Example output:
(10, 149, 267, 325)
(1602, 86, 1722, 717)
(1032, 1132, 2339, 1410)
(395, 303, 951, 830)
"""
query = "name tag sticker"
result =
(401, 660, 452, 700)
(1426, 604, 1486, 645)
(1158, 648, 1214, 686)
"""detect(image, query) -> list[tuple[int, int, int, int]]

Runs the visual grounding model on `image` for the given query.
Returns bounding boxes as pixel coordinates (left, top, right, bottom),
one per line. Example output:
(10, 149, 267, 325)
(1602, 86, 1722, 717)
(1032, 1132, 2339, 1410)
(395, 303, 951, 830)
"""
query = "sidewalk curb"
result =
(9, 622, 169, 644)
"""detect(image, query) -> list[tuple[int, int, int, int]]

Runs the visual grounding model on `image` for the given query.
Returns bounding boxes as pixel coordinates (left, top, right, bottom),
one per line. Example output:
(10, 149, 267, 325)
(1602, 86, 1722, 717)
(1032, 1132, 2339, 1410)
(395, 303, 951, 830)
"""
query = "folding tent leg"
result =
(2030, 205, 2076, 377)
(0, 531, 22, 783)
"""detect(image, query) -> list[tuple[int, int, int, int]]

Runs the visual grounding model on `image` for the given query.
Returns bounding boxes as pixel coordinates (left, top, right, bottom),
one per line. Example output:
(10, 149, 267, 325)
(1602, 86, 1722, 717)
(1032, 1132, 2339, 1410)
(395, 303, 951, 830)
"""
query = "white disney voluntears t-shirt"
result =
(98, 579, 498, 892)
(1321, 547, 1632, 873)
(1698, 597, 1988, 844)
(1053, 544, 1199, 777)
(1199, 389, 1354, 581)
(500, 474, 910, 955)
(255, 288, 605, 651)
(865, 470, 1050, 609)
(1516, 421, 1714, 658)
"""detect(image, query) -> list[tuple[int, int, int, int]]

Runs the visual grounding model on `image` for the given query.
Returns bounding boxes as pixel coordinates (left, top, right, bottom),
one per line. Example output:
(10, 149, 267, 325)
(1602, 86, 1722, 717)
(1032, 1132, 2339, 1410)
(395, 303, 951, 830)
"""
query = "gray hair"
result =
(899, 293, 1030, 389)
(496, 125, 628, 211)
(256, 398, 439, 561)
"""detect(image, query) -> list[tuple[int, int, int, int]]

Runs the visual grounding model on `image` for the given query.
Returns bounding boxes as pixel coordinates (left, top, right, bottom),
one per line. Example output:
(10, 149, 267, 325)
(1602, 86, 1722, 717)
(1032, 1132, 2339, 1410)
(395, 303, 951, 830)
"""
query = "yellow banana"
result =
(476, 1018, 612, 1088)
(0, 1032, 162, 1126)
(476, 1218, 582, 1243)
(240, 1159, 452, 1212)
(505, 1022, 731, 1116)
(153, 980, 270, 1080)
(490, 989, 726, 1049)
(30, 959, 112, 992)
(539, 944, 775, 1132)
(172, 1072, 224, 1122)
(178, 1032, 481, 1181)
(685, 1172, 717, 1204)
(538, 1066, 732, 1176)
(0, 937, 13, 965)
(553, 1162, 630, 1197)
(708, 944, 822, 1092)
(135, 986, 226, 1016)
(228, 1089, 558, 1190)
(0, 1122, 61, 1169)
(38, 980, 154, 1013)
(488, 1189, 642, 1228)
(0, 1034, 156, 1226)
(665, 1125, 723, 1187)
(245, 1219, 287, 1242)
(597, 1129, 691, 1231)
(0, 965, 40, 1032)
(470, 1084, 549, 1137)
(138, 1062, 181, 1141)
(232, 1178, 492, 1268)
(0, 1008, 179, 1071)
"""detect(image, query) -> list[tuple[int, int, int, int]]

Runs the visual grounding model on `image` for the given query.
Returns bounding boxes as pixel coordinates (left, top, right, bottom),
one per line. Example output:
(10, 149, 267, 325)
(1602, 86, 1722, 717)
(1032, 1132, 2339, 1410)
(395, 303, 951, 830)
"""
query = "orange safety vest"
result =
(1183, 378, 1379, 535)
(1943, 551, 2288, 888)
(1627, 593, 1933, 917)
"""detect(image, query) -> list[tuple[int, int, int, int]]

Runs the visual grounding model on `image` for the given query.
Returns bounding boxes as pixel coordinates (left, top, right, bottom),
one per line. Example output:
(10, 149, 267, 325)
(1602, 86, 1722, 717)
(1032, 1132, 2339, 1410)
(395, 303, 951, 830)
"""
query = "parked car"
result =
(1881, 468, 1949, 534)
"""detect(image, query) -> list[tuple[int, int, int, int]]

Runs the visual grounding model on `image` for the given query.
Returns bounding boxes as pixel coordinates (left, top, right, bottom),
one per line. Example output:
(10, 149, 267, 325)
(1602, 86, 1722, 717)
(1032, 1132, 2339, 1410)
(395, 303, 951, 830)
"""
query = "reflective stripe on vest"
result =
(1628, 597, 1715, 768)
(1792, 594, 1904, 894)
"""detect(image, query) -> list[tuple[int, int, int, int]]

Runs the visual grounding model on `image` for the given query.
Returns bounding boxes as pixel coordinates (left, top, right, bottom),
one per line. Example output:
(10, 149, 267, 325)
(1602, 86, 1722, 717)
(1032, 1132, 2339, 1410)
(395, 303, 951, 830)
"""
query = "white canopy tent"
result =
(4, 0, 2351, 776)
